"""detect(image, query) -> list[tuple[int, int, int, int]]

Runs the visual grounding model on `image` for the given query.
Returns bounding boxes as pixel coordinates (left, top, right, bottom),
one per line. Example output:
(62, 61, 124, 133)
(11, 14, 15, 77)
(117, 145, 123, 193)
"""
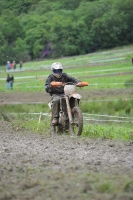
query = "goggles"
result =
(53, 69, 62, 74)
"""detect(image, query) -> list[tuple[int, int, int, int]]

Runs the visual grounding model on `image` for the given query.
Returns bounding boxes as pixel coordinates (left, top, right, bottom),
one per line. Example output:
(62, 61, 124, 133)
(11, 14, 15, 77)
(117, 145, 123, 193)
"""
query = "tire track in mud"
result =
(0, 121, 133, 200)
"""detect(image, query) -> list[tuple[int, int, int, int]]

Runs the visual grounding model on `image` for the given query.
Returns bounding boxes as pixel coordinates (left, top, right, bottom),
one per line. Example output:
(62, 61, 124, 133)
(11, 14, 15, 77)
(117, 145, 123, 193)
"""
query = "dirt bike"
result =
(49, 81, 88, 136)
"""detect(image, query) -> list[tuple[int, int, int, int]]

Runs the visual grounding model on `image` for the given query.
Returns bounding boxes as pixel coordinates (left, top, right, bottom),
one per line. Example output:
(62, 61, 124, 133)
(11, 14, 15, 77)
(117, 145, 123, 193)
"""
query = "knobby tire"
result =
(70, 106, 83, 136)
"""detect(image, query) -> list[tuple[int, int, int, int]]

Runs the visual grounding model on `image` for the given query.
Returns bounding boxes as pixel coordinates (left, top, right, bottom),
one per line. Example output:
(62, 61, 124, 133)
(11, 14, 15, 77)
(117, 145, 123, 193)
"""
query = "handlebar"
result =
(50, 81, 88, 87)
(77, 82, 88, 87)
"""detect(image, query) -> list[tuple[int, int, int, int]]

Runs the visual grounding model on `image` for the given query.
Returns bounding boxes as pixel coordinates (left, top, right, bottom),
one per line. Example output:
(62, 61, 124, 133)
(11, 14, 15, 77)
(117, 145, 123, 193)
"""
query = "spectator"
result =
(6, 74, 11, 89)
(10, 75, 14, 90)
(13, 61, 16, 70)
(6, 61, 10, 70)
(19, 60, 23, 69)
(10, 62, 14, 69)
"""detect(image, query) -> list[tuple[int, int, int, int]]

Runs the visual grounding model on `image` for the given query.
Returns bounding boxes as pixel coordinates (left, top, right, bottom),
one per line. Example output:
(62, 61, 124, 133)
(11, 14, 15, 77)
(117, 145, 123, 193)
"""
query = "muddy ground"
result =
(0, 88, 133, 105)
(0, 89, 133, 200)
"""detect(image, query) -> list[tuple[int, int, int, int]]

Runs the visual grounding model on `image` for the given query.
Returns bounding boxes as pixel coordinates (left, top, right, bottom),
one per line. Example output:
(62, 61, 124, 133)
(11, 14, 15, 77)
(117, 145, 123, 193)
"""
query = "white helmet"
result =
(51, 62, 63, 70)
(51, 62, 63, 78)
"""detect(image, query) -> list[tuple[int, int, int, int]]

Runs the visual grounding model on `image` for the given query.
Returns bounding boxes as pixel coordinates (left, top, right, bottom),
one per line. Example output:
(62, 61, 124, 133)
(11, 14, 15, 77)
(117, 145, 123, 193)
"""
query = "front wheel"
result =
(70, 107, 83, 136)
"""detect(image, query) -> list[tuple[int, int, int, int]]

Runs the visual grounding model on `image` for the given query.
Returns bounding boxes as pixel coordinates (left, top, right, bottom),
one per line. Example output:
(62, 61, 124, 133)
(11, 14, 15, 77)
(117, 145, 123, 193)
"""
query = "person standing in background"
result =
(6, 74, 11, 89)
(10, 61, 14, 69)
(6, 61, 10, 70)
(19, 60, 23, 69)
(13, 61, 16, 70)
(10, 74, 14, 90)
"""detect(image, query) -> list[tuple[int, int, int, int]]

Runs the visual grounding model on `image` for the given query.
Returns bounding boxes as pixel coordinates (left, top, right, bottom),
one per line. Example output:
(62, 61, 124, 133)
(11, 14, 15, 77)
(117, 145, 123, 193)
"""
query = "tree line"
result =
(0, 0, 133, 65)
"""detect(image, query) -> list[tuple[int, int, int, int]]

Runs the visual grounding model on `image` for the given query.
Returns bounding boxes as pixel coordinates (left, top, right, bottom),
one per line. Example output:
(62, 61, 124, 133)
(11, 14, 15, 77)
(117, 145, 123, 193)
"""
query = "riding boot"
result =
(51, 125, 56, 135)
(51, 95, 60, 125)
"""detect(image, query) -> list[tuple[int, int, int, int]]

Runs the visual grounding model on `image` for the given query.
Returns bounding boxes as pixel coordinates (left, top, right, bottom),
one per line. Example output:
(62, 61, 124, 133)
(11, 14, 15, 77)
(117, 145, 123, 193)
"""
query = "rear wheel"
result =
(70, 107, 83, 136)
(57, 119, 69, 134)
(50, 116, 69, 135)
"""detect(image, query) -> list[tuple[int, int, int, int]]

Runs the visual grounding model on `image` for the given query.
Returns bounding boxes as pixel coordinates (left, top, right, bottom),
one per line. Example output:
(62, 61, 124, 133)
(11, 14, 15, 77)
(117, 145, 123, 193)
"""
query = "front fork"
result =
(60, 96, 79, 125)
(65, 96, 73, 124)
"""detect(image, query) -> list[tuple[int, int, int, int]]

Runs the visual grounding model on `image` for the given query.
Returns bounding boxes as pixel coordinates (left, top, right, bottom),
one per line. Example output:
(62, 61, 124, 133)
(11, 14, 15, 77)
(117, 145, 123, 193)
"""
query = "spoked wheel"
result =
(70, 107, 83, 136)
(50, 124, 68, 135)
(57, 125, 63, 134)
(50, 116, 69, 135)
(50, 124, 63, 135)
(50, 120, 68, 135)
(57, 112, 69, 134)
(57, 119, 69, 134)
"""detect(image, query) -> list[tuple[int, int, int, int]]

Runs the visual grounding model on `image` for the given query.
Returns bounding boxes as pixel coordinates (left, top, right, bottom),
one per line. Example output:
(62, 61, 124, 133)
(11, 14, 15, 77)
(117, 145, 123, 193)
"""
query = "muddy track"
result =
(0, 88, 133, 105)
(0, 120, 133, 200)
(0, 88, 133, 199)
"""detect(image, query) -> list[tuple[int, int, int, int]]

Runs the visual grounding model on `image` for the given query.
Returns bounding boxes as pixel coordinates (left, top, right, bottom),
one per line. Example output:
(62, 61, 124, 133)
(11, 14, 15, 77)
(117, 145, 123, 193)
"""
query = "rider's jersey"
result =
(45, 73, 80, 96)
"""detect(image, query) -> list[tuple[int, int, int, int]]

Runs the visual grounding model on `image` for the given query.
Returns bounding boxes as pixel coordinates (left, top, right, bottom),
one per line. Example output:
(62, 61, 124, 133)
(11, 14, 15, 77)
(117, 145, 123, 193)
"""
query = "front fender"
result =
(70, 93, 82, 99)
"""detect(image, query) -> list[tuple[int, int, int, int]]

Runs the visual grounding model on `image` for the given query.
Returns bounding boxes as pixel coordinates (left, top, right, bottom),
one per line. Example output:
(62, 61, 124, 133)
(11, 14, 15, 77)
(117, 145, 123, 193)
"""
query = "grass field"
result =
(0, 45, 133, 92)
(0, 61, 133, 92)
(0, 45, 133, 140)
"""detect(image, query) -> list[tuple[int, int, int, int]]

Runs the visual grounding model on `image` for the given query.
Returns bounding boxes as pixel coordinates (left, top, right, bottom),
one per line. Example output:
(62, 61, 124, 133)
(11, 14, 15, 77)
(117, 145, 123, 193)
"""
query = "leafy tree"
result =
(113, 0, 133, 43)
(0, 33, 8, 64)
(14, 37, 30, 62)
(0, 11, 23, 43)
(0, 0, 40, 15)
(59, 0, 81, 10)
(0, 0, 133, 65)
(0, 10, 24, 63)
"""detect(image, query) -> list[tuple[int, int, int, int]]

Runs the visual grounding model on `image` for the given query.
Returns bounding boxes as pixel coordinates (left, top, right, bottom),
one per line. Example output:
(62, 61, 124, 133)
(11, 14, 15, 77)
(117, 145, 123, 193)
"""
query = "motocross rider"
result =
(45, 62, 81, 125)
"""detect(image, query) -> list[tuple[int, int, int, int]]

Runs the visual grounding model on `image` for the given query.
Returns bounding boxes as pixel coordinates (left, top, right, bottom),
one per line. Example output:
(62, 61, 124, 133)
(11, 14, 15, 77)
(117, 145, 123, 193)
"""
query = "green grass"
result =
(0, 62, 133, 92)
(0, 47, 133, 92)
(1, 102, 133, 141)
(0, 45, 133, 140)
(1, 44, 133, 71)
(1, 110, 132, 141)
(0, 104, 49, 114)
(81, 99, 133, 116)
(82, 123, 133, 140)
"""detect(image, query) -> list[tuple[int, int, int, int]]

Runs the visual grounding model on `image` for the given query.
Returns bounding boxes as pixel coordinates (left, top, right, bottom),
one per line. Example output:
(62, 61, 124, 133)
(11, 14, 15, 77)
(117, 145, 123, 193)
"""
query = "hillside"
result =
(0, 0, 133, 64)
